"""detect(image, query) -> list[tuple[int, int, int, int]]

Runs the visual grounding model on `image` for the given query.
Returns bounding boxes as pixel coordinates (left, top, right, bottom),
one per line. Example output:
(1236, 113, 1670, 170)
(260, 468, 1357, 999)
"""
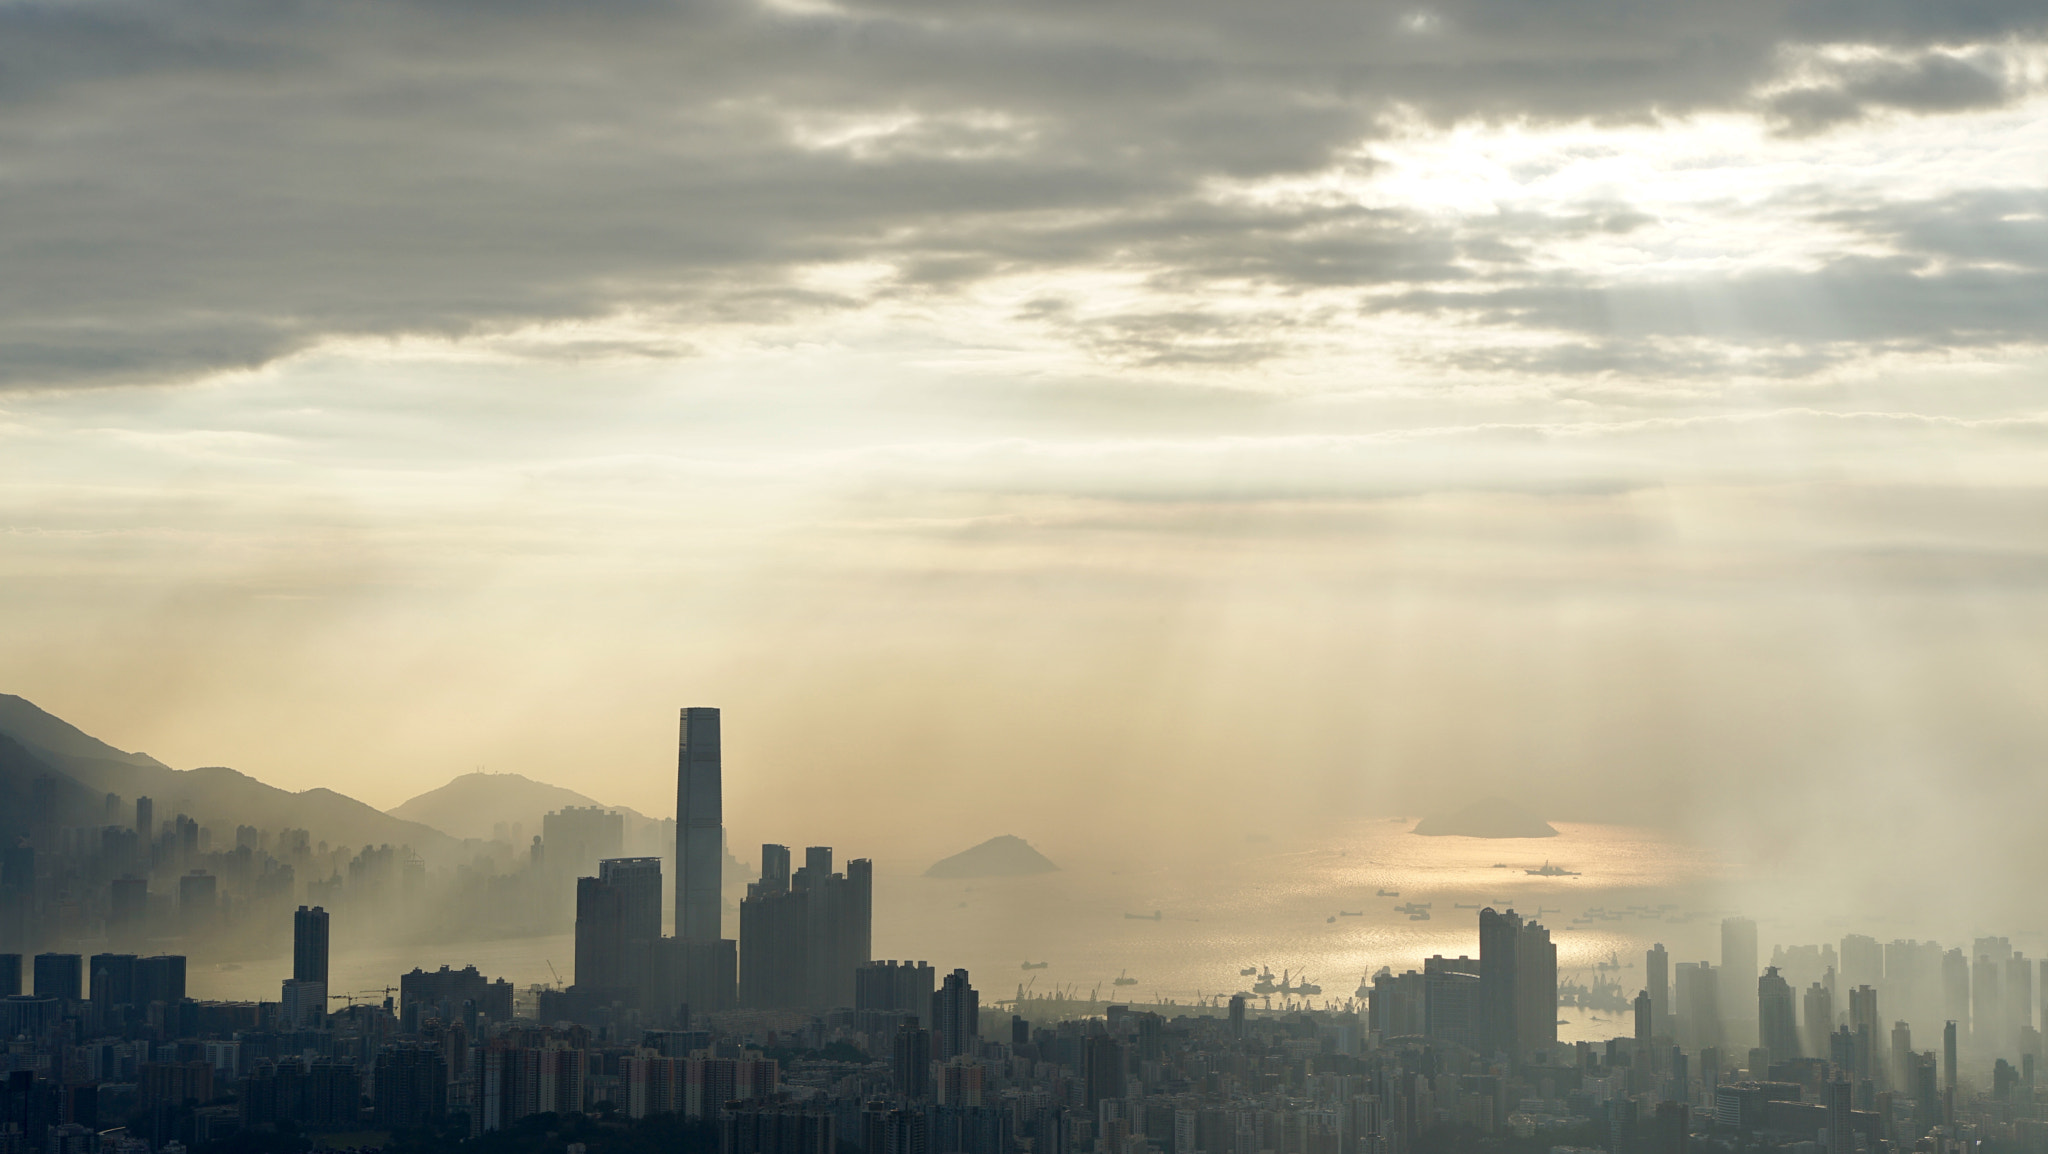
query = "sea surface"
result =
(876, 819, 1740, 1044)
(187, 819, 1744, 1045)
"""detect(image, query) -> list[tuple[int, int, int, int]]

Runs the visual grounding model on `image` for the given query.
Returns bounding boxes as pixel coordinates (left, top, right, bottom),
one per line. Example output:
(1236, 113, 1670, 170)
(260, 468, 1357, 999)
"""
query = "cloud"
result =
(1373, 230, 2048, 372)
(1768, 49, 2015, 133)
(0, 0, 2043, 390)
(1819, 187, 2048, 267)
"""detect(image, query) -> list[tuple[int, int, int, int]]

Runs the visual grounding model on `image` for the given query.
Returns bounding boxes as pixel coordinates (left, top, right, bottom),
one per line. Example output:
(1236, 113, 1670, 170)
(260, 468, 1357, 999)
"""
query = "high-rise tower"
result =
(1758, 965, 1799, 1066)
(294, 905, 329, 985)
(676, 707, 722, 941)
(1647, 943, 1671, 1037)
(740, 844, 875, 1009)
(575, 857, 662, 997)
(932, 968, 979, 1061)
(605, 856, 664, 947)
(577, 860, 663, 996)
(1477, 907, 1556, 1061)
(1722, 917, 1758, 1046)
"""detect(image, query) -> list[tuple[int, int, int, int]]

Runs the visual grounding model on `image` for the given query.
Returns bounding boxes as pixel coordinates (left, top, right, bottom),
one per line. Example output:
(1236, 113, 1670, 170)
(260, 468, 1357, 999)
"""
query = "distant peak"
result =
(925, 835, 1059, 879)
(386, 769, 638, 842)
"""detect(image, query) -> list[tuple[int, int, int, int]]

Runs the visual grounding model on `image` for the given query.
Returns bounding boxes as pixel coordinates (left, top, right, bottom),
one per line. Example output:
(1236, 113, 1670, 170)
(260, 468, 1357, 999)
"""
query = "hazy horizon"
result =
(4, 0, 2048, 958)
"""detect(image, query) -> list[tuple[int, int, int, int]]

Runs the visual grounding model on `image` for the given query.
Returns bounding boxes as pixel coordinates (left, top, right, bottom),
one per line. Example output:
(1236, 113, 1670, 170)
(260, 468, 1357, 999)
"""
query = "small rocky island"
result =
(924, 834, 1061, 878)
(1412, 798, 1558, 839)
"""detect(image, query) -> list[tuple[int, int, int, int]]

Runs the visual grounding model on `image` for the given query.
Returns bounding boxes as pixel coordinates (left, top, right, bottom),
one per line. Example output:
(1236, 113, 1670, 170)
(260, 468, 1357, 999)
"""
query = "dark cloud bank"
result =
(0, 0, 2044, 389)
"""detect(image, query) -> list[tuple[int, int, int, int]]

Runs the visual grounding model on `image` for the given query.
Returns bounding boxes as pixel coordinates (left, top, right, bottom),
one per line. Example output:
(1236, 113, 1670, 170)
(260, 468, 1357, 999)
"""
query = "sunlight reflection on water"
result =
(880, 819, 1739, 1044)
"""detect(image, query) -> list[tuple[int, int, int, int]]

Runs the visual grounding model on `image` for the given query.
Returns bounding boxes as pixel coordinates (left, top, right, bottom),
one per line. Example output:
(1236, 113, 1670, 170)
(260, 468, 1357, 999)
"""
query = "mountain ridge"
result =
(389, 771, 652, 842)
(0, 695, 167, 770)
(0, 694, 460, 859)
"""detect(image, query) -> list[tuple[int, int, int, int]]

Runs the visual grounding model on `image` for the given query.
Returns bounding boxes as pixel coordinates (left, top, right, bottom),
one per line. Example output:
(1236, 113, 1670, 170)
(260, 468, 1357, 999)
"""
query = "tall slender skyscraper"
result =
(1848, 983, 1880, 1081)
(288, 905, 330, 1030)
(294, 905, 329, 985)
(672, 708, 738, 1013)
(1478, 908, 1519, 1057)
(1759, 966, 1799, 1066)
(1804, 979, 1833, 1061)
(932, 968, 979, 1061)
(1647, 943, 1671, 1036)
(1973, 947, 2006, 1050)
(1824, 1076, 1852, 1154)
(893, 1023, 932, 1100)
(1722, 917, 1758, 1046)
(676, 707, 723, 941)
(1910, 1051, 1940, 1134)
(1678, 961, 1722, 1052)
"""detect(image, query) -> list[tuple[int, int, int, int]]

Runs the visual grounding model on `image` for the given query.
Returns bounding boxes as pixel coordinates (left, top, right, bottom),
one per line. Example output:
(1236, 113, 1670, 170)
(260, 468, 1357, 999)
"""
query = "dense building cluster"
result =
(1369, 912, 2048, 1152)
(0, 778, 681, 971)
(0, 705, 2041, 1154)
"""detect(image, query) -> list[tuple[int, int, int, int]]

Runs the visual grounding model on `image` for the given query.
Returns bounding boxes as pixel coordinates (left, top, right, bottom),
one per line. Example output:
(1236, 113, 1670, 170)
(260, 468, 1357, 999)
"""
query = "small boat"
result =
(1239, 966, 1258, 976)
(1113, 970, 1137, 987)
(1326, 916, 1336, 923)
(1377, 888, 1399, 897)
(1454, 903, 1479, 909)
(1338, 911, 1363, 917)
(1525, 861, 1581, 877)
(1021, 961, 1049, 970)
(1408, 911, 1431, 921)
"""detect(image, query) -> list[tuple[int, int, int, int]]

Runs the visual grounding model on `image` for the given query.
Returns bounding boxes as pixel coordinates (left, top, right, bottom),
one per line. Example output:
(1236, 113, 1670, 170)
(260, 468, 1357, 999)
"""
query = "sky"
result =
(3, 0, 2048, 907)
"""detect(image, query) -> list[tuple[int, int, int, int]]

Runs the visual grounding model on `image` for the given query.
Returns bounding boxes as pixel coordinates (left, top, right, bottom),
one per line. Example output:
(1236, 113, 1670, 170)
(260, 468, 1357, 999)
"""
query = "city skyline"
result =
(2, 0, 2045, 1145)
(0, 700, 2039, 1151)
(7, 693, 2048, 994)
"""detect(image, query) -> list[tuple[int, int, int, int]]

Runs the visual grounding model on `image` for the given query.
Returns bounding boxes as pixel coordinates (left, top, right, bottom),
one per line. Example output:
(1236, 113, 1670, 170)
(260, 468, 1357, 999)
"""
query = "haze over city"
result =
(0, 0, 2045, 1151)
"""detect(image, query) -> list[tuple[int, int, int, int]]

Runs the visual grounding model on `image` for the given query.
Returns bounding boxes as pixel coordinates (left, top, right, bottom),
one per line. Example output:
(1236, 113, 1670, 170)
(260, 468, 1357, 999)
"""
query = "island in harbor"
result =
(925, 834, 1061, 878)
